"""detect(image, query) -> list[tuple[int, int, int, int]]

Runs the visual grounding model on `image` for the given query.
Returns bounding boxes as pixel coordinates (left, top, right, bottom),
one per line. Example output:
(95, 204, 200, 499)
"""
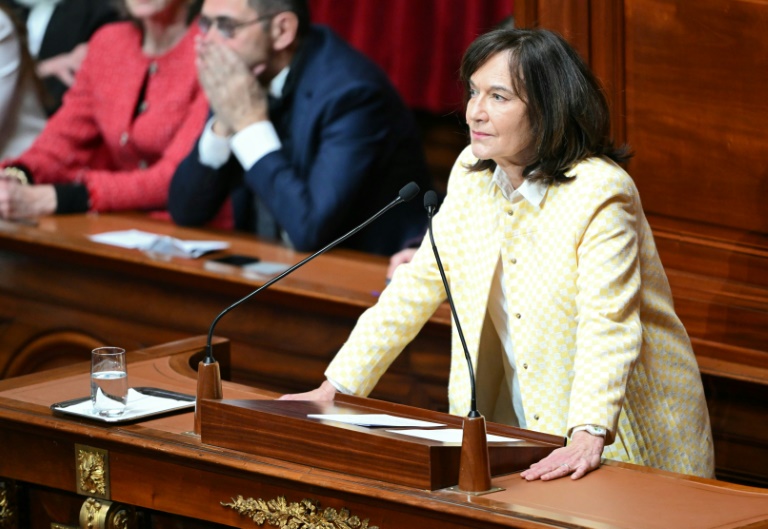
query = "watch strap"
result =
(572, 424, 607, 437)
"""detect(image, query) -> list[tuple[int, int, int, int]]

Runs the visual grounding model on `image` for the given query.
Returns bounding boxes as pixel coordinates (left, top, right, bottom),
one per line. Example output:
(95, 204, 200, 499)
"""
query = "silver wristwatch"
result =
(572, 424, 607, 437)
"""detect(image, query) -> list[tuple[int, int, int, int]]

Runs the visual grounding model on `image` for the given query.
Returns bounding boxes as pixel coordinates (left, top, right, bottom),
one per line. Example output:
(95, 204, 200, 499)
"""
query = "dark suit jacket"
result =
(8, 0, 121, 114)
(169, 25, 430, 256)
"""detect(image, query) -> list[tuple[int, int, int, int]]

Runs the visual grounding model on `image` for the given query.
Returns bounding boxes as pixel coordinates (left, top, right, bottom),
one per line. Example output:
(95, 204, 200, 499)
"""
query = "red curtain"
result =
(309, 0, 514, 114)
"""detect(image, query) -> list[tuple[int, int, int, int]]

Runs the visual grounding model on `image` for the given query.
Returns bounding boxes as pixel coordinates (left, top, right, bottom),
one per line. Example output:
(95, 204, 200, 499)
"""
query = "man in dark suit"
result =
(169, 0, 430, 255)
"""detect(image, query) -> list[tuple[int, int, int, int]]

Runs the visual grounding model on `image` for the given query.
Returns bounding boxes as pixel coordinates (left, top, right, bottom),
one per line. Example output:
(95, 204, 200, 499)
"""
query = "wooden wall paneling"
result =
(517, 1, 626, 145)
(515, 0, 590, 56)
(623, 0, 768, 233)
(589, 1, 627, 146)
(514, 0, 537, 29)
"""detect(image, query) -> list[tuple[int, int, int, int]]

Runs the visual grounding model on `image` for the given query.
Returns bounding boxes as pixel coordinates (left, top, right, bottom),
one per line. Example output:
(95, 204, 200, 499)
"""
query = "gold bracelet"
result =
(3, 167, 29, 185)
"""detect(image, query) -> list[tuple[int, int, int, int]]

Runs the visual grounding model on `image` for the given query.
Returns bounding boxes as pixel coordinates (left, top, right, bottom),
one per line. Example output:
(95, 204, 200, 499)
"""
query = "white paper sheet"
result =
(89, 229, 229, 258)
(54, 388, 193, 423)
(307, 413, 445, 428)
(385, 428, 521, 444)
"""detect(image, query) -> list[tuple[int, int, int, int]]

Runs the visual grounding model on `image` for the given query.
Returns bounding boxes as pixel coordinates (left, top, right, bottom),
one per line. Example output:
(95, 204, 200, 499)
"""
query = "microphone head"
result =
(423, 190, 439, 211)
(398, 182, 420, 202)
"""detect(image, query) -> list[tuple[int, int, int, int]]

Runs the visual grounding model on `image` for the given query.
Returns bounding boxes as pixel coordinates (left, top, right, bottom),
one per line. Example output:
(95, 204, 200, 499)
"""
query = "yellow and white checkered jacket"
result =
(326, 146, 714, 478)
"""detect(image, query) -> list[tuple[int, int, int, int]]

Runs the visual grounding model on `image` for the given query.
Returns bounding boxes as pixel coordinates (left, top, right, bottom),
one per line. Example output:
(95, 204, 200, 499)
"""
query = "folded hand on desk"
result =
(0, 176, 56, 220)
(520, 430, 604, 481)
(279, 379, 338, 401)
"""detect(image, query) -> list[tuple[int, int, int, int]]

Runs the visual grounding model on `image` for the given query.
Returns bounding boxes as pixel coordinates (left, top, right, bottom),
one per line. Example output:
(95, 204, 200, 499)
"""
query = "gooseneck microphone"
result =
(423, 190, 479, 418)
(424, 190, 491, 493)
(203, 181, 421, 364)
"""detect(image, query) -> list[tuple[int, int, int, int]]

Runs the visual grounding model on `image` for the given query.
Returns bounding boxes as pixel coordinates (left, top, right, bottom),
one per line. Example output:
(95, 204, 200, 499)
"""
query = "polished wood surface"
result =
(0, 213, 451, 412)
(199, 396, 562, 490)
(1, 338, 767, 529)
(517, 0, 768, 489)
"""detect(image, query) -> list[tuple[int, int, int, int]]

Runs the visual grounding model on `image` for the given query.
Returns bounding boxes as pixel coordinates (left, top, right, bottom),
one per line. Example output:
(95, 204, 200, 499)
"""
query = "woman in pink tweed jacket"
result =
(0, 0, 207, 220)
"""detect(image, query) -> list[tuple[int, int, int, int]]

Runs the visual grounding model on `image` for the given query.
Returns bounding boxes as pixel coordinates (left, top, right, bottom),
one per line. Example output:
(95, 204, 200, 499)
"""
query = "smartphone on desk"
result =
(205, 254, 290, 278)
(208, 254, 261, 267)
(204, 254, 260, 274)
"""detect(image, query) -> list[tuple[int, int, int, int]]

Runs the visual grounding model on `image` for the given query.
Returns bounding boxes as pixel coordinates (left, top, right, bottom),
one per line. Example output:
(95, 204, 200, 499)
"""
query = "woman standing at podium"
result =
(0, 0, 207, 221)
(282, 27, 715, 482)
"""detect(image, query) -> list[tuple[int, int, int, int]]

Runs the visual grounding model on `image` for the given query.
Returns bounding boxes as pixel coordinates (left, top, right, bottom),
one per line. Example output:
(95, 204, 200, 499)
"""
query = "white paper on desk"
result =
(307, 413, 445, 428)
(89, 229, 229, 258)
(385, 428, 521, 444)
(60, 388, 192, 421)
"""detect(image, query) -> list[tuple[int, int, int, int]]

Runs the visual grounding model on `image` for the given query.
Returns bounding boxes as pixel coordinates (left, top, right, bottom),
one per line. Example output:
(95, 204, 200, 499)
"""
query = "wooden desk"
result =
(0, 214, 451, 411)
(0, 337, 766, 529)
(0, 213, 766, 487)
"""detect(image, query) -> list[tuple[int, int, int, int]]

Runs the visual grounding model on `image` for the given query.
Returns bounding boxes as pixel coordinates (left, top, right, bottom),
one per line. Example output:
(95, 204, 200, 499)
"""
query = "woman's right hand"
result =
(386, 247, 418, 282)
(278, 379, 338, 401)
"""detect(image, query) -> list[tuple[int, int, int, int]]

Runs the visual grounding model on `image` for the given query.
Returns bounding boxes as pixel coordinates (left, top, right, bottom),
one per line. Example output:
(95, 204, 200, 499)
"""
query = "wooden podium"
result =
(200, 394, 564, 490)
(1, 338, 767, 529)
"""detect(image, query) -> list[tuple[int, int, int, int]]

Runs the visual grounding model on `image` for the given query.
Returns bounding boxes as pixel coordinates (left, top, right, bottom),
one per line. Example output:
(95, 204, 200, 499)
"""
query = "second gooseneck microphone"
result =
(423, 191, 479, 418)
(202, 182, 421, 363)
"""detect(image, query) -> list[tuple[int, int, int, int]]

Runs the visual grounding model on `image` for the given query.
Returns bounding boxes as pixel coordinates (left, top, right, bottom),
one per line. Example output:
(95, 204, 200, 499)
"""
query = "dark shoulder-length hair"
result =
(460, 28, 631, 183)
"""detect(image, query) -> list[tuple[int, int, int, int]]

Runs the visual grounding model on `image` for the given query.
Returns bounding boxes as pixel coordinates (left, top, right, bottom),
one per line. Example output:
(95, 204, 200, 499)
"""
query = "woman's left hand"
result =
(520, 431, 604, 481)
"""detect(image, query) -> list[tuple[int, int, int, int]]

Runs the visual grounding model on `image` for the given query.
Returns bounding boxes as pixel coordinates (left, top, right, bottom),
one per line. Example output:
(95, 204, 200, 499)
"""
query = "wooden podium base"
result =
(200, 394, 564, 490)
(458, 414, 493, 493)
(194, 359, 223, 435)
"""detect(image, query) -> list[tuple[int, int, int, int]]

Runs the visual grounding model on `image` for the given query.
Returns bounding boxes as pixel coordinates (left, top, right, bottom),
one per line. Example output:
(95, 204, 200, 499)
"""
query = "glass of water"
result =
(91, 347, 128, 417)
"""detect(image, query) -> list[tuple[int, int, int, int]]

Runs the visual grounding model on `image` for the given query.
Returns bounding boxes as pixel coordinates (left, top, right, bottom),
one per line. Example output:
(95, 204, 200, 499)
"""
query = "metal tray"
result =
(51, 386, 195, 423)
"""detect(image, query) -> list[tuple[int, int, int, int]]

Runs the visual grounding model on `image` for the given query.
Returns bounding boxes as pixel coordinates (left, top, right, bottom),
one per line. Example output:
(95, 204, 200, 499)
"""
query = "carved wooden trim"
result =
(3, 331, 103, 378)
(222, 495, 378, 529)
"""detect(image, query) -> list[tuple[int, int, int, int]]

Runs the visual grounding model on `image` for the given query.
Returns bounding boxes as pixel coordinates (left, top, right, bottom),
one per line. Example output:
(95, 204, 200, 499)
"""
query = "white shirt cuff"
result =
(231, 120, 281, 171)
(198, 117, 233, 169)
(326, 376, 353, 395)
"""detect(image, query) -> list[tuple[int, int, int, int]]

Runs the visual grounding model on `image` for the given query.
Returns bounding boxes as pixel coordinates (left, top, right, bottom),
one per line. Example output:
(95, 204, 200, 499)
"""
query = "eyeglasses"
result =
(198, 13, 275, 39)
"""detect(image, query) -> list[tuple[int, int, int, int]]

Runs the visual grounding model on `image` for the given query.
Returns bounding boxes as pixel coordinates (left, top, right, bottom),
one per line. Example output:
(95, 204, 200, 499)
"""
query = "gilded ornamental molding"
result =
(222, 495, 378, 529)
(79, 498, 135, 529)
(76, 444, 110, 499)
(0, 480, 18, 529)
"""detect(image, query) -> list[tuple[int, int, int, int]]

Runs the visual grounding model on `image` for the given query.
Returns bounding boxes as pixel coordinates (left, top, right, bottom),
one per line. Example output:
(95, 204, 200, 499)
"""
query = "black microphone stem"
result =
(204, 184, 419, 363)
(426, 205, 479, 418)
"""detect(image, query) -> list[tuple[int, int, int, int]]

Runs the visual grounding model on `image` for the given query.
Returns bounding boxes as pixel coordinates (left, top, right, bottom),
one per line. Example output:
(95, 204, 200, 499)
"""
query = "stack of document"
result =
(89, 229, 229, 258)
(307, 413, 521, 443)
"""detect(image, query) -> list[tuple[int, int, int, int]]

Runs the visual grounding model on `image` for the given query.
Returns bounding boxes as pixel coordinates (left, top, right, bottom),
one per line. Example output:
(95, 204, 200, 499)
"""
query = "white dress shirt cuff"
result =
(326, 376, 353, 395)
(198, 117, 233, 169)
(231, 120, 282, 171)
